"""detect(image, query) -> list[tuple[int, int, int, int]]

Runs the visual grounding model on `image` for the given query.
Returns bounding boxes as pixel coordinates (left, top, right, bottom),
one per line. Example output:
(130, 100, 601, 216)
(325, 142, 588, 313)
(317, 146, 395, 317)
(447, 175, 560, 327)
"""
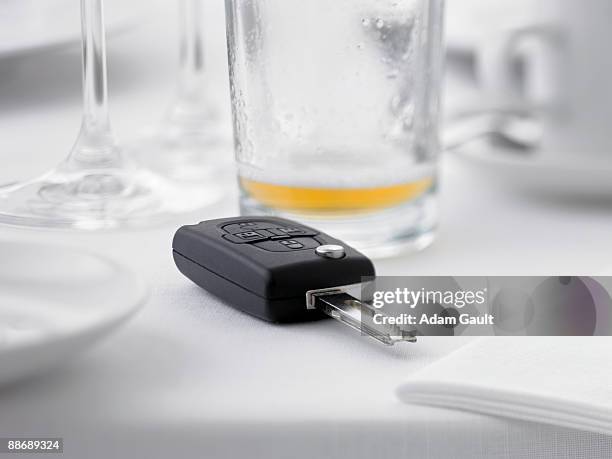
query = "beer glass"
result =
(225, 0, 445, 256)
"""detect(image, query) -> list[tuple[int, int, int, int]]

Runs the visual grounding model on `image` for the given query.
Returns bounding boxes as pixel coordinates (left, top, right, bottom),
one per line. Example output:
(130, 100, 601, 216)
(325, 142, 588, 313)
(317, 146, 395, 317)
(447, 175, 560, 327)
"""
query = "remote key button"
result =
(270, 235, 292, 240)
(222, 221, 276, 234)
(235, 231, 265, 240)
(280, 240, 305, 249)
(254, 238, 320, 252)
(223, 230, 273, 244)
(269, 227, 317, 237)
(315, 245, 346, 259)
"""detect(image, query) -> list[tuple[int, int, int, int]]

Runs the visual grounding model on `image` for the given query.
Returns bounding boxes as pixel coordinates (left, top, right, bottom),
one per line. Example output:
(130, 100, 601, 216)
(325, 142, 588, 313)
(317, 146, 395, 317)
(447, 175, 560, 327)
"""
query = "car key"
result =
(173, 216, 415, 345)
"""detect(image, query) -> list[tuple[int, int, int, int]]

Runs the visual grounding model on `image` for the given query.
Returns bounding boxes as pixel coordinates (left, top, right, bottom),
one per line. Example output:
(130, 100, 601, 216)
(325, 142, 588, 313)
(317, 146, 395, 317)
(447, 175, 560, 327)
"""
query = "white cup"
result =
(478, 0, 612, 163)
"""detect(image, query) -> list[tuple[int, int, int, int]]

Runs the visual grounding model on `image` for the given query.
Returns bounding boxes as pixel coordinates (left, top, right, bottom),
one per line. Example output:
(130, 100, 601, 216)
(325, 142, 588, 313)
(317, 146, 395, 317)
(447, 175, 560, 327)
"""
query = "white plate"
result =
(0, 0, 136, 59)
(446, 0, 538, 54)
(455, 140, 612, 197)
(0, 241, 148, 386)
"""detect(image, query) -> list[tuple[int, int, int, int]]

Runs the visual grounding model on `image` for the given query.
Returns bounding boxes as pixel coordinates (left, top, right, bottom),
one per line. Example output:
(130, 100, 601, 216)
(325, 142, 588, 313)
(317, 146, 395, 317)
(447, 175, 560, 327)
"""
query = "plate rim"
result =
(0, 240, 149, 359)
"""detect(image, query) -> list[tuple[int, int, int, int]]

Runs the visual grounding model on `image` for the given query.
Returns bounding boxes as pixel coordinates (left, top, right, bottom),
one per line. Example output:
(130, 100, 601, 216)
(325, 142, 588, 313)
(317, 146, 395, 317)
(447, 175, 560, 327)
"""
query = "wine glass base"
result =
(0, 166, 223, 230)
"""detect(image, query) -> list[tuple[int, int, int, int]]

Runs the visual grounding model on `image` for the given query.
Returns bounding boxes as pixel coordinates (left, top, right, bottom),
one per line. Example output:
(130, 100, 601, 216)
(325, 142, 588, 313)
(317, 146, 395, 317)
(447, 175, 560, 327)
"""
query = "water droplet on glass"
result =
(403, 106, 415, 128)
(391, 95, 402, 110)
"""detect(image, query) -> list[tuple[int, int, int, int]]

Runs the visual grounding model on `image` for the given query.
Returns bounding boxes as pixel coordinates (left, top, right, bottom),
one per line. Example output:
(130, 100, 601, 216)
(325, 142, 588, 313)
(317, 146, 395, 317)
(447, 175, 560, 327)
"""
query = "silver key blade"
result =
(307, 289, 416, 346)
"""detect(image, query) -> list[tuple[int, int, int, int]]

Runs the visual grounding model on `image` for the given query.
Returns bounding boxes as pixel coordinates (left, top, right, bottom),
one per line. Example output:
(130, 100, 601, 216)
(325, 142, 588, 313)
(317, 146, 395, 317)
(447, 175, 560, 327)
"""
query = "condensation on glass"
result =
(225, 0, 445, 256)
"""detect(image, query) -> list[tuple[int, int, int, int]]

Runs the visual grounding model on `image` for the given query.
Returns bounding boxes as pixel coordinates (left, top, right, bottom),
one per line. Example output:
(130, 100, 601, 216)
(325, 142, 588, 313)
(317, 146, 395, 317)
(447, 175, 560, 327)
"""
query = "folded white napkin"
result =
(397, 337, 612, 435)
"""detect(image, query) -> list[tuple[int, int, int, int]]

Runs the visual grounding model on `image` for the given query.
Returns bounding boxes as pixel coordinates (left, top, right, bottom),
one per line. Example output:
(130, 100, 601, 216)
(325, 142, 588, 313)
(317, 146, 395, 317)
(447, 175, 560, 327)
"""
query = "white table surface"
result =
(1, 2, 612, 458)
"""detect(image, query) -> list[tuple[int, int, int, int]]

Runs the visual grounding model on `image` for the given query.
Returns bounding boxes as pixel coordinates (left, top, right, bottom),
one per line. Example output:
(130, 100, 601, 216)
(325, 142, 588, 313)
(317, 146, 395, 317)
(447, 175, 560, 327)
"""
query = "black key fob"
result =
(172, 217, 375, 323)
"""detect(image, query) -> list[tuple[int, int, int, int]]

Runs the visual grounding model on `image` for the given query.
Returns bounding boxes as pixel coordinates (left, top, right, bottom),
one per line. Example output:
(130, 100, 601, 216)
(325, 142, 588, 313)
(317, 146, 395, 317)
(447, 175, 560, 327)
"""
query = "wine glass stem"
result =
(67, 0, 119, 168)
(177, 0, 206, 102)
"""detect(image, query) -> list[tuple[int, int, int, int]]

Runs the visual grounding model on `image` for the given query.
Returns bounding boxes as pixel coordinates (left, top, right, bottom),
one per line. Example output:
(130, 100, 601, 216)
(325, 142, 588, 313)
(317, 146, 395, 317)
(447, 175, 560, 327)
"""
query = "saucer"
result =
(0, 241, 148, 386)
(455, 139, 612, 197)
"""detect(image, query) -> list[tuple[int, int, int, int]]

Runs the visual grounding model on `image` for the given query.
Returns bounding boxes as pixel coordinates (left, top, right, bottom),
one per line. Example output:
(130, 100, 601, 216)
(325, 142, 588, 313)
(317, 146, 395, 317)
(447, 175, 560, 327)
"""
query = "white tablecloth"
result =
(1, 1, 612, 458)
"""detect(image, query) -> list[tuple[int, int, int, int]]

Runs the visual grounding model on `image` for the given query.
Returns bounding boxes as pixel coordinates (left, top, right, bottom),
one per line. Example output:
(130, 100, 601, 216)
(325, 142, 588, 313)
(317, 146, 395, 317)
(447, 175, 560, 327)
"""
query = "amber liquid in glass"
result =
(240, 176, 433, 214)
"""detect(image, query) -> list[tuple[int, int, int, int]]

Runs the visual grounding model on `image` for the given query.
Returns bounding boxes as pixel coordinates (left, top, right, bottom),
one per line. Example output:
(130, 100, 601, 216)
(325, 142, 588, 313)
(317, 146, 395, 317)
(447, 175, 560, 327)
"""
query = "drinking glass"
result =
(129, 0, 231, 184)
(225, 0, 445, 256)
(0, 0, 216, 230)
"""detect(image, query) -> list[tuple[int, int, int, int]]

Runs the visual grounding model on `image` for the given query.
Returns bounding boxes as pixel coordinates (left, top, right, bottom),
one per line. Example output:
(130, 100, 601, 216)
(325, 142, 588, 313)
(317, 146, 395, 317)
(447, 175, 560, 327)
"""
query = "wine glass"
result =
(0, 0, 218, 230)
(128, 0, 232, 183)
